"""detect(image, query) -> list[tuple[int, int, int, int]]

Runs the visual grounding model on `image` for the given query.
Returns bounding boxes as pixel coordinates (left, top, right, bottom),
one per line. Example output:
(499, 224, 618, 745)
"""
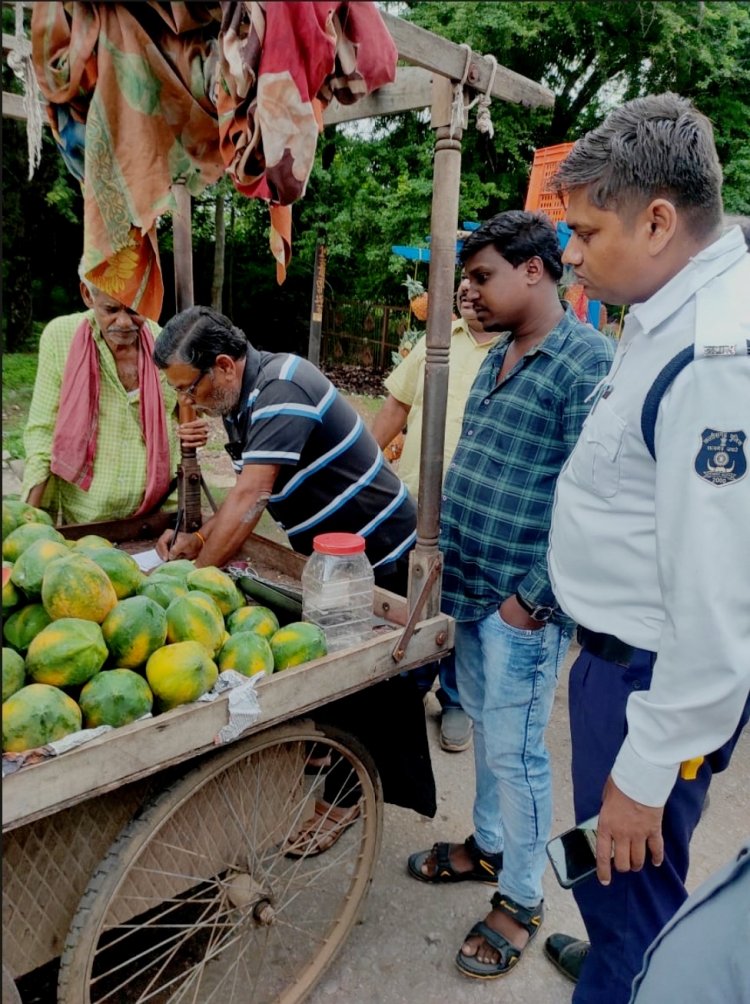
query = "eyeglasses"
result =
(177, 369, 210, 402)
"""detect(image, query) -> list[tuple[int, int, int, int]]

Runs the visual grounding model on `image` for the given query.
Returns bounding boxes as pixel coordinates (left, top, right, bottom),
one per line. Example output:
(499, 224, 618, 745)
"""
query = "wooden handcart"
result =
(2, 7, 553, 1001)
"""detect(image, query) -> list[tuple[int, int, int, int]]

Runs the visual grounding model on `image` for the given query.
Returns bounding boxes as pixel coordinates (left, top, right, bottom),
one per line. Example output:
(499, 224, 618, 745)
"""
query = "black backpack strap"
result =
(640, 346, 694, 461)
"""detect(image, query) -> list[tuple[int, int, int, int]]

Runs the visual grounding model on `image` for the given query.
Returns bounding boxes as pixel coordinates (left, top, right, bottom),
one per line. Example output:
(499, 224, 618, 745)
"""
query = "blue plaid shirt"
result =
(440, 305, 615, 623)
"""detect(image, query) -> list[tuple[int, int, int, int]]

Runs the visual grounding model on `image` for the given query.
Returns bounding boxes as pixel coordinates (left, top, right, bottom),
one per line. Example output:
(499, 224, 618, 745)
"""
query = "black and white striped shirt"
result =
(224, 347, 416, 572)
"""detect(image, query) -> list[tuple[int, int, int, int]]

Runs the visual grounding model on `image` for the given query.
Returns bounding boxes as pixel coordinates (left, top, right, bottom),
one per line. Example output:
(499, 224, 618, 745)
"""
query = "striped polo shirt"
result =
(223, 347, 416, 570)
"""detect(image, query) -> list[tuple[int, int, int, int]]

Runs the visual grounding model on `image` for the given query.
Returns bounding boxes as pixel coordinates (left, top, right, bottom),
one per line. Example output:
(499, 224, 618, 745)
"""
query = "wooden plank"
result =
(380, 10, 554, 109)
(2, 613, 453, 831)
(2, 32, 23, 53)
(323, 66, 433, 125)
(1, 90, 28, 120)
(58, 510, 175, 543)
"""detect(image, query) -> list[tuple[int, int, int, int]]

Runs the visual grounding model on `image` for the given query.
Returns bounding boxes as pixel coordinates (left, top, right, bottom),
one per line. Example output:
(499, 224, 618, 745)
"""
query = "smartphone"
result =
(546, 815, 599, 888)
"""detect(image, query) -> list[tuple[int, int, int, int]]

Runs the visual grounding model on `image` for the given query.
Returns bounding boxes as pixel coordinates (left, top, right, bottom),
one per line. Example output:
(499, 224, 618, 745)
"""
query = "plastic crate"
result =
(524, 142, 575, 222)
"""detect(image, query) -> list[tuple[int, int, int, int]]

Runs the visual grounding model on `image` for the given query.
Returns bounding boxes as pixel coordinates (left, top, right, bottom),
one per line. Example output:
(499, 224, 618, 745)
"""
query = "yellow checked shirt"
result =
(384, 318, 503, 497)
(22, 311, 179, 525)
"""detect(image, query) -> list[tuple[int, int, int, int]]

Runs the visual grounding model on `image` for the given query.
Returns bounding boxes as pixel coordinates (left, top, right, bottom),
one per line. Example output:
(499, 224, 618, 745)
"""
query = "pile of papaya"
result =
(2, 499, 326, 754)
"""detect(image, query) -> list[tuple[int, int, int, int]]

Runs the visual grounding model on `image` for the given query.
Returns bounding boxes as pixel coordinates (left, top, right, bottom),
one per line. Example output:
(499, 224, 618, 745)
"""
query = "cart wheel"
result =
(58, 721, 382, 1004)
(2, 965, 21, 1004)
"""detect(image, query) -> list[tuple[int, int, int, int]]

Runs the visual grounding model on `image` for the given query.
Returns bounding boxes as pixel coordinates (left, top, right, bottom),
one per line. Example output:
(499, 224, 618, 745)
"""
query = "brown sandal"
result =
(284, 799, 361, 858)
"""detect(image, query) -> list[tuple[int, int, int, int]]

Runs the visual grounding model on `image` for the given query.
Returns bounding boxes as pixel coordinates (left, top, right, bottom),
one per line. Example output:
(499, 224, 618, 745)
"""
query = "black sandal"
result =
(455, 892, 544, 980)
(407, 835, 503, 885)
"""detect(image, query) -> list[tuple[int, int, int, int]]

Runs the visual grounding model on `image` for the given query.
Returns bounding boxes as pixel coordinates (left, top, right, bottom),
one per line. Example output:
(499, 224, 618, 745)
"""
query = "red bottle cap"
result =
(312, 533, 367, 555)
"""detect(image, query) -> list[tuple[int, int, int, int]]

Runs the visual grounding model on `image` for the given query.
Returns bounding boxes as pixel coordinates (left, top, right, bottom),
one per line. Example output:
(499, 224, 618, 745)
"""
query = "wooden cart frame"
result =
(2, 7, 553, 1001)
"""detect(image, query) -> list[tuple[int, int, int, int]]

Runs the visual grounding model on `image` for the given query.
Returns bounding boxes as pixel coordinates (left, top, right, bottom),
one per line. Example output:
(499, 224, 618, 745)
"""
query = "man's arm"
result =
(371, 395, 410, 450)
(596, 359, 750, 882)
(155, 463, 280, 567)
(518, 359, 614, 611)
(21, 319, 70, 508)
(25, 480, 50, 508)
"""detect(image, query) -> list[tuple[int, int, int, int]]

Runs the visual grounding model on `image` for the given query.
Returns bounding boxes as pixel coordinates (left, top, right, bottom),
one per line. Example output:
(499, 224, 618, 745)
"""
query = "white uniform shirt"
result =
(548, 227, 750, 806)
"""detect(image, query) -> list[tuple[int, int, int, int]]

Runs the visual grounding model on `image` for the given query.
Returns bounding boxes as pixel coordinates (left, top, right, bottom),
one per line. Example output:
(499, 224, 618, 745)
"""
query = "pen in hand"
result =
(168, 509, 183, 557)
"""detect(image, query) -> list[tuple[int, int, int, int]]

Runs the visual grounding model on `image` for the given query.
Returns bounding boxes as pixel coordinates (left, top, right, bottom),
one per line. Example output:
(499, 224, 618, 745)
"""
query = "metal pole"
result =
(407, 76, 463, 617)
(307, 242, 327, 366)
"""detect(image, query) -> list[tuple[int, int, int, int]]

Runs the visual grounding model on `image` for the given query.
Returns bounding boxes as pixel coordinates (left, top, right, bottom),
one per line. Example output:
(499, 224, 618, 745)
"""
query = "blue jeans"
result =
(455, 611, 571, 908)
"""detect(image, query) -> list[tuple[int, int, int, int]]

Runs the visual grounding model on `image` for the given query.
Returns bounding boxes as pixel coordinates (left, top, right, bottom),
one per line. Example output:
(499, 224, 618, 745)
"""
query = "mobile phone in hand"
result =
(546, 815, 599, 888)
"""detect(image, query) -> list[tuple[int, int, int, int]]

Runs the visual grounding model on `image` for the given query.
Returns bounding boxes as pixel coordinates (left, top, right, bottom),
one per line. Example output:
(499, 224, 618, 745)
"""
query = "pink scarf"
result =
(50, 318, 171, 516)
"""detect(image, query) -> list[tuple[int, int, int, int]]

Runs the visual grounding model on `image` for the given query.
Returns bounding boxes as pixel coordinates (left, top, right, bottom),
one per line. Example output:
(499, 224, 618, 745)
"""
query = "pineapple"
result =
(403, 274, 428, 322)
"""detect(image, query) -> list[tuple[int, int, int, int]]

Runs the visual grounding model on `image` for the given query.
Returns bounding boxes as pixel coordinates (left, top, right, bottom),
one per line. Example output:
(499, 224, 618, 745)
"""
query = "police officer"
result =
(544, 93, 750, 1004)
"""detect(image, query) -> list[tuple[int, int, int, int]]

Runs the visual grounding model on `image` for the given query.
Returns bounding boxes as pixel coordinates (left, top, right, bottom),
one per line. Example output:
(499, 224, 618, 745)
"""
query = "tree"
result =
(4, 2, 748, 348)
(403, 1, 750, 213)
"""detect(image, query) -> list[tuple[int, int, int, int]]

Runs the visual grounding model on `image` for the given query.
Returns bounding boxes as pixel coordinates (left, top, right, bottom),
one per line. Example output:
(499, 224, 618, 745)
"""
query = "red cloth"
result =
(50, 319, 172, 516)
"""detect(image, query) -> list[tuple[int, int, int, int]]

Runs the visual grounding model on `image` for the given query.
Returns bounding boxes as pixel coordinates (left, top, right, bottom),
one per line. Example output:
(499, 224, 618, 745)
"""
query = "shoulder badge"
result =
(694, 429, 747, 486)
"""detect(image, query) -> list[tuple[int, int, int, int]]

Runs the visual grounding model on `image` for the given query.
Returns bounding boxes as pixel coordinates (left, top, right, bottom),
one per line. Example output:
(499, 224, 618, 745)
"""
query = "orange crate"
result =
(524, 142, 575, 223)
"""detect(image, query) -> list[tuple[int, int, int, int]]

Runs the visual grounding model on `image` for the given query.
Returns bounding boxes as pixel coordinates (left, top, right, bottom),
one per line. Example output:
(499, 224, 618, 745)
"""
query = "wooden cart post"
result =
(170, 180, 205, 531)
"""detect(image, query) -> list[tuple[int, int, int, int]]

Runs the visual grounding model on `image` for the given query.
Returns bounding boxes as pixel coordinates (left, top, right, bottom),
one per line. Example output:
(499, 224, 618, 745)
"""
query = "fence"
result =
(321, 300, 411, 372)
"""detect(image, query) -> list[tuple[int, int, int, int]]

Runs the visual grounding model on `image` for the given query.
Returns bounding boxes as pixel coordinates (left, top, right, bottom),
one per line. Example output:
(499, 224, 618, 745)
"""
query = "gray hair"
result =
(77, 258, 94, 292)
(553, 93, 723, 238)
(153, 306, 249, 370)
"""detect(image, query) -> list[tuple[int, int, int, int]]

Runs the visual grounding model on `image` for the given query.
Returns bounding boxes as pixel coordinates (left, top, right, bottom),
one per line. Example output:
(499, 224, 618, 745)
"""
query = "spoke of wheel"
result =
(99, 879, 224, 953)
(127, 904, 256, 1004)
(137, 839, 239, 874)
(92, 892, 224, 1001)
(173, 888, 233, 1004)
(269, 915, 329, 944)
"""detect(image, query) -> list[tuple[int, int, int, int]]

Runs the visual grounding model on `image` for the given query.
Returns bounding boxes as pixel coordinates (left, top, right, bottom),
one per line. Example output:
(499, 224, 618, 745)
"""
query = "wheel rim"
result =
(61, 726, 381, 1004)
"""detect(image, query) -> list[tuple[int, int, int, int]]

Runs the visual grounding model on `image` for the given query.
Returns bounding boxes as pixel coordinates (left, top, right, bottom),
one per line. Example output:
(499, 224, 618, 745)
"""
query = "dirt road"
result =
(307, 649, 750, 1004)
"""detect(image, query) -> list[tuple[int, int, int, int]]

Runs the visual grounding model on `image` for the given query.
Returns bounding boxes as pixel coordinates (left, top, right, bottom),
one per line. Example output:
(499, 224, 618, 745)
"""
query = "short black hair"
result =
(153, 306, 248, 370)
(553, 92, 723, 238)
(459, 210, 563, 282)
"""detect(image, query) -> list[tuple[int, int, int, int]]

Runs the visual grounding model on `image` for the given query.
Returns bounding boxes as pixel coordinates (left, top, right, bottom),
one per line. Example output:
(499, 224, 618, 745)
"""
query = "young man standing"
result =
(546, 93, 750, 1003)
(406, 211, 614, 980)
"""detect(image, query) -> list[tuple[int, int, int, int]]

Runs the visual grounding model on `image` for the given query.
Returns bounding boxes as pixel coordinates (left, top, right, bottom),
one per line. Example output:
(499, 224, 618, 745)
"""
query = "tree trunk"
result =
(211, 186, 226, 312)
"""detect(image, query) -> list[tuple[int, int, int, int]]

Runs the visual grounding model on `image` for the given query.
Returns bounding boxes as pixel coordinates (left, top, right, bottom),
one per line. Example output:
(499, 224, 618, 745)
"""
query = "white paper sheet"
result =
(133, 548, 164, 572)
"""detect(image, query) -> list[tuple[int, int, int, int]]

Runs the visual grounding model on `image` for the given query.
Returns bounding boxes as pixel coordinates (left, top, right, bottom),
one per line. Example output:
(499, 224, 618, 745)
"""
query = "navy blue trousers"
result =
(568, 646, 750, 1004)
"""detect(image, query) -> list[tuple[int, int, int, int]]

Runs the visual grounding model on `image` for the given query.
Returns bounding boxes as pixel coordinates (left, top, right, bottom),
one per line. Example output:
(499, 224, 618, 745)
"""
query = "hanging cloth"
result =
(31, 2, 398, 310)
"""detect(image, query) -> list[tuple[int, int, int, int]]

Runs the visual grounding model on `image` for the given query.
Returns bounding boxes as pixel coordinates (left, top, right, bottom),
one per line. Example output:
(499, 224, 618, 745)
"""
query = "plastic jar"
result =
(301, 533, 375, 653)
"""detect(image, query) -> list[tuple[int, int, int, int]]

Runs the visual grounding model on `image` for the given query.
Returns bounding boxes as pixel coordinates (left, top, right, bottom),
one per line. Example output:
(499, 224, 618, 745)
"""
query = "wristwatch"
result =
(515, 592, 555, 622)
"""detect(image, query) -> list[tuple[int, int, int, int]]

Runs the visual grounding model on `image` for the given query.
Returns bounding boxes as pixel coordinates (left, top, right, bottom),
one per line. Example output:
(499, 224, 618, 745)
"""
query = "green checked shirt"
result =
(440, 305, 614, 623)
(22, 311, 179, 525)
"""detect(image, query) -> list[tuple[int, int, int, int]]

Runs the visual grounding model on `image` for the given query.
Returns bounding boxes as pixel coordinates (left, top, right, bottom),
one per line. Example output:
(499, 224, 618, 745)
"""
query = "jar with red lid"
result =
(301, 533, 375, 653)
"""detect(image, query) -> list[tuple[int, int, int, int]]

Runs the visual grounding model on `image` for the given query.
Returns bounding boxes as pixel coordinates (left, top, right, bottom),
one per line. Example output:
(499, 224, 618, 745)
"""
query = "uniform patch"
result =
(694, 429, 747, 486)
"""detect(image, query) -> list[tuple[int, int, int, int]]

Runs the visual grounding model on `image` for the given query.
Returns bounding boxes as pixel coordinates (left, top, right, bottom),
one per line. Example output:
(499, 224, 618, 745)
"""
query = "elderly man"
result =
(23, 270, 206, 524)
(153, 305, 435, 850)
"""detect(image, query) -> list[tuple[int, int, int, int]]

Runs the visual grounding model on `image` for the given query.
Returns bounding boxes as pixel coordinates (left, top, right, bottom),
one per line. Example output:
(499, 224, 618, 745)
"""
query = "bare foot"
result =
(419, 842, 476, 879)
(460, 906, 529, 966)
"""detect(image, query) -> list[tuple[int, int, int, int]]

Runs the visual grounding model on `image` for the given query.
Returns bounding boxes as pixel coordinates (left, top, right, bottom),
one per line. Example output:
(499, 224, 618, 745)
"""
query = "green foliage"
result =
(404, 1, 750, 211)
(2, 0, 747, 348)
(2, 354, 38, 391)
(1, 354, 38, 460)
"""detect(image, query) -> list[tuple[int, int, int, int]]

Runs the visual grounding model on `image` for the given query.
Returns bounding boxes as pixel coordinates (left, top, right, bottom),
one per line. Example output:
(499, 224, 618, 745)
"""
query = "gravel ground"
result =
(307, 648, 750, 1004)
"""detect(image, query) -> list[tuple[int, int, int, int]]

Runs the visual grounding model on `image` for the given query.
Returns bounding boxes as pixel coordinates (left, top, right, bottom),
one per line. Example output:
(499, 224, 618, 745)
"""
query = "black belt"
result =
(577, 627, 639, 667)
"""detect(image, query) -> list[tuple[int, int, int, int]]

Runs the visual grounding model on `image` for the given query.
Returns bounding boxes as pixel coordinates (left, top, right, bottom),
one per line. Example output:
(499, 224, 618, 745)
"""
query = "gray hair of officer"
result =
(153, 306, 249, 371)
(553, 92, 724, 239)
